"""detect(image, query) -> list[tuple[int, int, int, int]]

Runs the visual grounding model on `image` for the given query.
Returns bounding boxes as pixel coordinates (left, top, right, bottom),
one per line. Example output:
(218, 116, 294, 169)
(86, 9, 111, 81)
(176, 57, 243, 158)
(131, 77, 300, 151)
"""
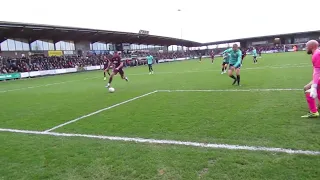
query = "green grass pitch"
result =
(1, 52, 320, 180)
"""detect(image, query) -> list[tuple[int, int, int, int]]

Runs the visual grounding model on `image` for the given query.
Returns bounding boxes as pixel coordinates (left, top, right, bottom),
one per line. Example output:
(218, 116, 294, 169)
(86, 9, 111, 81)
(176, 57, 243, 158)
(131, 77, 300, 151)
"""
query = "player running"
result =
(105, 52, 129, 88)
(241, 48, 246, 66)
(103, 57, 111, 81)
(221, 53, 230, 74)
(301, 40, 320, 118)
(211, 50, 215, 64)
(146, 53, 154, 74)
(222, 44, 242, 86)
(199, 52, 202, 62)
(258, 48, 262, 58)
(252, 47, 258, 64)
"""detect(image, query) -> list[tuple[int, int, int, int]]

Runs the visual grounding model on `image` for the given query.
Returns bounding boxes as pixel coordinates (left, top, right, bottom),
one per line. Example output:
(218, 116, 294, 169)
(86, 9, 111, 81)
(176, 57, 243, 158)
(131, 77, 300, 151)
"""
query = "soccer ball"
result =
(108, 87, 115, 93)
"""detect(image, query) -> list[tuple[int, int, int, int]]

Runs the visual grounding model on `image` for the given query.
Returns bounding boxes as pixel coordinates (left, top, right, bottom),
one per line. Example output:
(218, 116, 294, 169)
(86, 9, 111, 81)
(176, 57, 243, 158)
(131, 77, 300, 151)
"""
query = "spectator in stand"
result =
(0, 51, 195, 74)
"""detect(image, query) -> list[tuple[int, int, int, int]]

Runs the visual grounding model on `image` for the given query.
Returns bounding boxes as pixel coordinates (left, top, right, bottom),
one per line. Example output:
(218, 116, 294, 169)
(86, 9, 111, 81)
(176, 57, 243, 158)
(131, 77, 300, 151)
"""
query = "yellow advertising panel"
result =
(48, 51, 63, 57)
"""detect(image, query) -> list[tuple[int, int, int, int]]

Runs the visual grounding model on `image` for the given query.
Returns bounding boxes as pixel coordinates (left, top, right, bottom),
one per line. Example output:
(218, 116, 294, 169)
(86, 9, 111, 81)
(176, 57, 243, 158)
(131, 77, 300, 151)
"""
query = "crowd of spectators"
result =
(244, 44, 307, 53)
(206, 44, 303, 55)
(0, 51, 194, 74)
(245, 45, 282, 52)
(122, 51, 195, 59)
(0, 55, 104, 74)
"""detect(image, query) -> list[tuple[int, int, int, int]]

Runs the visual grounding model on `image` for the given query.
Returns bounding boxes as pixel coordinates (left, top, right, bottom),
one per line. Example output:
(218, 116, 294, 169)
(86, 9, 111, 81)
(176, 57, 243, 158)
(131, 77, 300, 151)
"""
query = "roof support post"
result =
(28, 39, 35, 51)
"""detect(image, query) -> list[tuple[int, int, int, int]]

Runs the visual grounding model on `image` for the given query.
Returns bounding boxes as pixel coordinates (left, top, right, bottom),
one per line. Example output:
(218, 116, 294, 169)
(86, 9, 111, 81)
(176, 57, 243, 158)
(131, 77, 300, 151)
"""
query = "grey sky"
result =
(1, 0, 319, 43)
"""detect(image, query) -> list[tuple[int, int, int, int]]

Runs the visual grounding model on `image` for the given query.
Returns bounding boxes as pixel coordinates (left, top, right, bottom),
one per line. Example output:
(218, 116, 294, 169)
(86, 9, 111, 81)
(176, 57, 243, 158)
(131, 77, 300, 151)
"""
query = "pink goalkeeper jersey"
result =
(312, 49, 320, 84)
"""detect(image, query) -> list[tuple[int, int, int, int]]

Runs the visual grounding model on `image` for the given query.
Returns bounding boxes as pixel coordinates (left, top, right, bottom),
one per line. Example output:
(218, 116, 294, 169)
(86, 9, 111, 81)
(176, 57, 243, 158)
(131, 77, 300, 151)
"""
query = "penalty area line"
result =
(44, 90, 158, 132)
(128, 64, 310, 76)
(0, 128, 319, 156)
(157, 88, 303, 92)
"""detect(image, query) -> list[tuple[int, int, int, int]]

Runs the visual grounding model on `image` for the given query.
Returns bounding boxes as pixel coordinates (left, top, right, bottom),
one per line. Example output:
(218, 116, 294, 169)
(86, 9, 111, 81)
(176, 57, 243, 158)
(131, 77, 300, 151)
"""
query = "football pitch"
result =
(1, 52, 320, 180)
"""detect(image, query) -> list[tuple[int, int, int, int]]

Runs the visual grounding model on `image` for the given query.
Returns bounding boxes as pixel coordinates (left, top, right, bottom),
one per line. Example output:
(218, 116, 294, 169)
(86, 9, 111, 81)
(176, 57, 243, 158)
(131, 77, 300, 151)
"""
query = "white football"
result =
(108, 87, 115, 93)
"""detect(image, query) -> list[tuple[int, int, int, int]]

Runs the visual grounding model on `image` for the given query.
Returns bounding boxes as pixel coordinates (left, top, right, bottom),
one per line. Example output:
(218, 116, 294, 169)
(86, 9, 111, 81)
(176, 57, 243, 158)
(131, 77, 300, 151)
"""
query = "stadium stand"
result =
(0, 51, 195, 73)
(0, 21, 319, 80)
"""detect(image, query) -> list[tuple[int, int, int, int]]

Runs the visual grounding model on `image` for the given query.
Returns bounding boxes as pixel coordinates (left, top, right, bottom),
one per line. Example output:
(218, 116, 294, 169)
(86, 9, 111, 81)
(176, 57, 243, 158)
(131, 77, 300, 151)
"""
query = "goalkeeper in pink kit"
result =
(302, 40, 320, 118)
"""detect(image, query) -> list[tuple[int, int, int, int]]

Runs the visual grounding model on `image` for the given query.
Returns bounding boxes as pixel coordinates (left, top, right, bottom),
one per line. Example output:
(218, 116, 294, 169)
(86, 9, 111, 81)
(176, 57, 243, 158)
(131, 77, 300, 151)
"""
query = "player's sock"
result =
(317, 89, 320, 102)
(236, 75, 240, 85)
(230, 75, 237, 85)
(104, 72, 106, 77)
(305, 93, 318, 113)
(229, 75, 236, 79)
(221, 67, 224, 72)
(108, 76, 113, 84)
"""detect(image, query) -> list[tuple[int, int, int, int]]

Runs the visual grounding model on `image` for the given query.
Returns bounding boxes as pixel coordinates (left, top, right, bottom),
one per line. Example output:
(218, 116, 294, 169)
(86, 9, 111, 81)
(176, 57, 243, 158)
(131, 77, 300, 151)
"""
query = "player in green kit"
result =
(222, 44, 242, 86)
(146, 54, 154, 74)
(221, 52, 230, 74)
(252, 47, 258, 64)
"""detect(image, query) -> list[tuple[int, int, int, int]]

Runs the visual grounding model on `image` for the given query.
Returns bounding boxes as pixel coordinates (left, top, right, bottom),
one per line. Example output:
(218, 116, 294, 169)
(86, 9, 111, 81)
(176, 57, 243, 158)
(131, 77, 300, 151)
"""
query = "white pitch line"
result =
(128, 63, 310, 76)
(0, 128, 319, 155)
(0, 76, 98, 93)
(0, 81, 75, 93)
(157, 89, 303, 92)
(44, 90, 158, 132)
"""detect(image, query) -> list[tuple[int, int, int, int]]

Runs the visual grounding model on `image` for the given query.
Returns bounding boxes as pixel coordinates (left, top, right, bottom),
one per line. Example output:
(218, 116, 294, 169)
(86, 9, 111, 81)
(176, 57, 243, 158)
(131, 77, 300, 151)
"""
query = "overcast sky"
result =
(1, 0, 320, 43)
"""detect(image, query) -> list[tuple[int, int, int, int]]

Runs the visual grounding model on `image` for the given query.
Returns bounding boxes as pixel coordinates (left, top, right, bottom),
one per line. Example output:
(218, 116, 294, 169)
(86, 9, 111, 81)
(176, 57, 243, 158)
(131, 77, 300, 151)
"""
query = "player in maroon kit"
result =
(105, 52, 128, 88)
(241, 48, 247, 66)
(258, 48, 262, 58)
(103, 57, 111, 81)
(211, 50, 215, 64)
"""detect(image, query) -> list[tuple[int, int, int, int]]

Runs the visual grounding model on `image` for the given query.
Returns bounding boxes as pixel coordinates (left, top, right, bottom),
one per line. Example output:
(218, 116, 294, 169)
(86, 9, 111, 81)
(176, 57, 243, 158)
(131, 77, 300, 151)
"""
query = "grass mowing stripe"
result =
(0, 63, 310, 93)
(0, 76, 99, 93)
(44, 90, 158, 132)
(1, 128, 319, 155)
(46, 88, 299, 132)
